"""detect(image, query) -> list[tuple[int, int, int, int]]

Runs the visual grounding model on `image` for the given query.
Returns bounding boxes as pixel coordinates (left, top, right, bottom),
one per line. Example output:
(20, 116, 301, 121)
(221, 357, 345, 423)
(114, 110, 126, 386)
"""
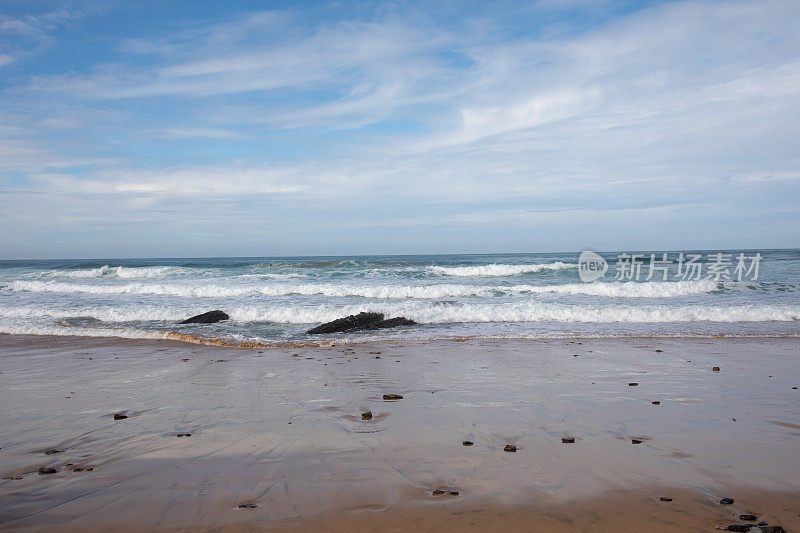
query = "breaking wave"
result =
(5, 279, 721, 299)
(427, 262, 577, 277)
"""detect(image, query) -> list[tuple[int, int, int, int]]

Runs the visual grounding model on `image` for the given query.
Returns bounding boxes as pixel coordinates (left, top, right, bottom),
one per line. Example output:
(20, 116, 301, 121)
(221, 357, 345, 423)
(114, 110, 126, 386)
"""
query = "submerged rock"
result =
(307, 312, 415, 334)
(180, 310, 229, 324)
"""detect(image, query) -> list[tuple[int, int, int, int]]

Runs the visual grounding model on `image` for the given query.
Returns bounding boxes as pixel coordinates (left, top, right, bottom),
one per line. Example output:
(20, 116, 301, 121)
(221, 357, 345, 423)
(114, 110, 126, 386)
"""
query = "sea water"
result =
(0, 251, 798, 345)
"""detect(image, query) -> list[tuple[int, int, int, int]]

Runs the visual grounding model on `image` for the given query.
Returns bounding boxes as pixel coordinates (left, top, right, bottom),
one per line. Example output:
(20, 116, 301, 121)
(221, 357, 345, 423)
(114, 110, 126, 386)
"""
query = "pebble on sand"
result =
(631, 439, 643, 444)
(660, 497, 673, 502)
(238, 504, 258, 509)
(361, 411, 373, 420)
(629, 382, 639, 386)
(713, 366, 721, 371)
(503, 444, 517, 452)
(176, 433, 192, 437)
(383, 394, 403, 400)
(719, 497, 735, 504)
(462, 441, 474, 446)
(651, 401, 661, 405)
(432, 489, 460, 496)
(43, 448, 63, 455)
(740, 515, 758, 521)
(561, 437, 576, 443)
(113, 413, 128, 420)
(38, 467, 57, 475)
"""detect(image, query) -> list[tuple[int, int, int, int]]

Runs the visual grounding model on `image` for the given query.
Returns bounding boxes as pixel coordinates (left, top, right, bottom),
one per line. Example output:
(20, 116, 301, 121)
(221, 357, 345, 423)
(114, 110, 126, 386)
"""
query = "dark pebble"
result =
(631, 439, 643, 444)
(758, 522, 768, 527)
(7, 476, 23, 480)
(629, 382, 638, 386)
(113, 413, 128, 420)
(38, 467, 57, 475)
(238, 503, 258, 509)
(740, 515, 758, 521)
(361, 411, 373, 420)
(43, 449, 63, 455)
(655, 349, 663, 352)
(432, 489, 459, 496)
(561, 437, 575, 443)
(462, 441, 473, 446)
(176, 433, 191, 437)
(86, 467, 93, 471)
(793, 387, 797, 389)
(73, 467, 84, 472)
(660, 497, 672, 502)
(720, 497, 735, 504)
(652, 401, 661, 405)
(503, 444, 517, 452)
(383, 394, 403, 400)
(713, 366, 721, 371)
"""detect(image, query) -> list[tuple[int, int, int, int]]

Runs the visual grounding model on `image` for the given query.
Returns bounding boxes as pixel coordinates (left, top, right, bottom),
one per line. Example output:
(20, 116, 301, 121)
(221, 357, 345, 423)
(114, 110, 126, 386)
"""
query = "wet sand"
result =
(0, 334, 798, 531)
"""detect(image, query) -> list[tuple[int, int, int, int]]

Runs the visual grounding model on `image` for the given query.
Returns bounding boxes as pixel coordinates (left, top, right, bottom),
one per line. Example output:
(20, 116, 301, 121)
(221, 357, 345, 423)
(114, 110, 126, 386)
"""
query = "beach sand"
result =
(0, 334, 798, 531)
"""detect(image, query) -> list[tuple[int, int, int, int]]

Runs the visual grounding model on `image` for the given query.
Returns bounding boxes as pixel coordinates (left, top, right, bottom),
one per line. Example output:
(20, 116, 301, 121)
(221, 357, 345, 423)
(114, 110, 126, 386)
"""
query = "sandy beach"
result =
(0, 334, 798, 531)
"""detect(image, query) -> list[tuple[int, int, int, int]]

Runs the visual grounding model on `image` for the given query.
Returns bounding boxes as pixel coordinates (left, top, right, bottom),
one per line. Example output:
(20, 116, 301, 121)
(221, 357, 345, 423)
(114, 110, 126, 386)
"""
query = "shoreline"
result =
(1, 334, 798, 531)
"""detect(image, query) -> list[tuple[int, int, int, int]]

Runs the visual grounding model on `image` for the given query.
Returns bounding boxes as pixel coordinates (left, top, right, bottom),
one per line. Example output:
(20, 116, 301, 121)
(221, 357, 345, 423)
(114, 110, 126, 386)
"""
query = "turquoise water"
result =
(0, 250, 798, 344)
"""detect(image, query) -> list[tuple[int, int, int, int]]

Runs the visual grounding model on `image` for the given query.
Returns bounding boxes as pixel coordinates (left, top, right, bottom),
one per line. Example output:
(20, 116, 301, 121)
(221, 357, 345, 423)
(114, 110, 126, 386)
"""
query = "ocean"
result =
(0, 250, 798, 346)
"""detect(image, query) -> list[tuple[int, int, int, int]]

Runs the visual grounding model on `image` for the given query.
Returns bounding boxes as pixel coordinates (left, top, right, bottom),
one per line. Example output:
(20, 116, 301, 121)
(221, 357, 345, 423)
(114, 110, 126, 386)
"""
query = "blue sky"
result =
(1, 0, 798, 258)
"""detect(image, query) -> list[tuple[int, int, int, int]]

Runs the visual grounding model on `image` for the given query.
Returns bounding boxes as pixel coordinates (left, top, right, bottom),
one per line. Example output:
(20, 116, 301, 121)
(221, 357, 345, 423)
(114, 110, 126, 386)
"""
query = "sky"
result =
(0, 0, 799, 259)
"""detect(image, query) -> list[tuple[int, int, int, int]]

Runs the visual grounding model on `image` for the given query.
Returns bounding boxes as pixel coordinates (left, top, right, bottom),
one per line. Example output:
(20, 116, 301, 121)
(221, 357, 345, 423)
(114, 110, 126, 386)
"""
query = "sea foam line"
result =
(427, 262, 576, 276)
(4, 279, 720, 298)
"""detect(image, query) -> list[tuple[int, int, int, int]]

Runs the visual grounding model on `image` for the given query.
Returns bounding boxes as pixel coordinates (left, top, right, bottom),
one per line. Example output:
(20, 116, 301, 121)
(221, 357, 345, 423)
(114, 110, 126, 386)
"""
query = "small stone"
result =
(652, 401, 661, 405)
(561, 437, 576, 443)
(7, 476, 23, 480)
(383, 394, 403, 400)
(73, 467, 84, 472)
(462, 441, 473, 446)
(38, 467, 57, 475)
(113, 413, 127, 420)
(720, 497, 735, 505)
(503, 444, 517, 452)
(739, 515, 758, 521)
(176, 433, 191, 437)
(660, 497, 672, 502)
(361, 411, 373, 420)
(792, 386, 797, 389)
(655, 349, 663, 352)
(432, 489, 459, 496)
(631, 439, 643, 444)
(758, 522, 768, 527)
(713, 366, 721, 371)
(629, 382, 638, 386)
(573, 354, 579, 357)
(86, 467, 93, 471)
(238, 503, 258, 509)
(43, 448, 63, 455)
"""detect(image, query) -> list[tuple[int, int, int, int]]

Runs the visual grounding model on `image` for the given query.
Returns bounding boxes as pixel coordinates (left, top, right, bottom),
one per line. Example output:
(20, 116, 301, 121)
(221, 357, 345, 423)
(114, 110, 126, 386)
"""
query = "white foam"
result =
(38, 265, 189, 279)
(4, 279, 718, 299)
(428, 262, 577, 276)
(1, 301, 796, 325)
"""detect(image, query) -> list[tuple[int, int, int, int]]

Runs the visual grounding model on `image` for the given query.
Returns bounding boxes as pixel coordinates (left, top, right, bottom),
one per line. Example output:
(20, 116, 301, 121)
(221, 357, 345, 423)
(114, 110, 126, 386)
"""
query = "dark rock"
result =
(792, 387, 797, 389)
(758, 523, 768, 527)
(655, 349, 663, 352)
(631, 439, 643, 444)
(383, 394, 403, 400)
(38, 467, 57, 475)
(720, 498, 735, 505)
(176, 433, 191, 437)
(504, 444, 517, 452)
(7, 476, 23, 480)
(361, 411, 373, 420)
(73, 467, 84, 472)
(462, 441, 473, 446)
(43, 448, 63, 455)
(180, 310, 229, 324)
(713, 366, 721, 371)
(364, 317, 417, 330)
(740, 515, 758, 521)
(652, 401, 661, 405)
(561, 437, 576, 443)
(629, 382, 638, 386)
(307, 312, 415, 334)
(660, 497, 672, 502)
(759, 527, 785, 533)
(113, 413, 127, 420)
(719, 526, 754, 532)
(432, 489, 459, 496)
(238, 503, 258, 509)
